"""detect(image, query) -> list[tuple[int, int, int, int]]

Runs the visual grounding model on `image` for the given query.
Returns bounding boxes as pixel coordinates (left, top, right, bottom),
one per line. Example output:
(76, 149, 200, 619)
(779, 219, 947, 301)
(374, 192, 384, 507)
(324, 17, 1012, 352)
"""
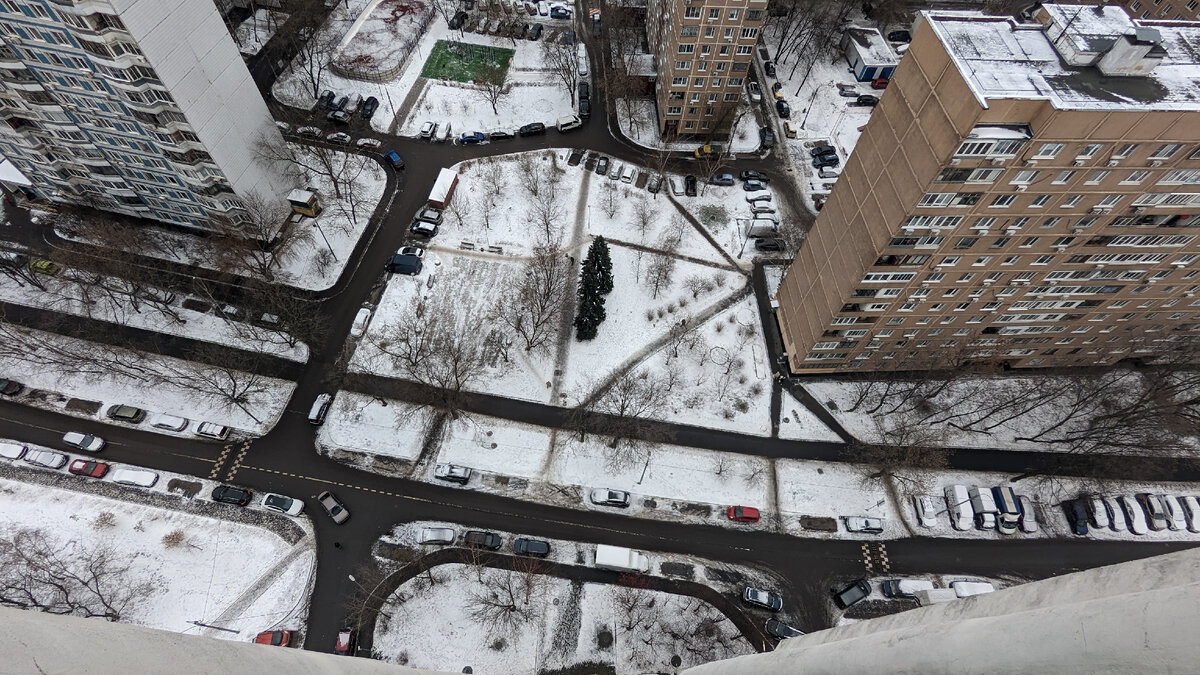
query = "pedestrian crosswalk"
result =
(861, 542, 890, 575)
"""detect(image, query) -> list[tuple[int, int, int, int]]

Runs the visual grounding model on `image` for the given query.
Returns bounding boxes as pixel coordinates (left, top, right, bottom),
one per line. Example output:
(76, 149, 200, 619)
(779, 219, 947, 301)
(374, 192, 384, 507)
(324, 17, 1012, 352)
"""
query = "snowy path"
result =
(664, 190, 746, 273)
(548, 167, 594, 405)
(200, 534, 316, 637)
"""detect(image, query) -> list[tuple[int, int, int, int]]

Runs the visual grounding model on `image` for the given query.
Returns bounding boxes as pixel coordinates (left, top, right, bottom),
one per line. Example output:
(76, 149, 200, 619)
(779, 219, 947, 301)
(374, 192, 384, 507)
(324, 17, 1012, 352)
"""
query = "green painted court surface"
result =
(420, 40, 513, 82)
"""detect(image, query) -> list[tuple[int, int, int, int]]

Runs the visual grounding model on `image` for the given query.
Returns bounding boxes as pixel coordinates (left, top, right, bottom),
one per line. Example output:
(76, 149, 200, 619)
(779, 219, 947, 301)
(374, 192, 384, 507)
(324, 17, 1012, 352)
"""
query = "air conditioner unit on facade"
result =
(1091, 206, 1110, 214)
(1024, 160, 1038, 167)
(1073, 159, 1085, 166)
(1132, 206, 1146, 213)
(991, 158, 1006, 166)
(1150, 160, 1163, 167)
(1014, 184, 1028, 191)
(1107, 160, 1120, 167)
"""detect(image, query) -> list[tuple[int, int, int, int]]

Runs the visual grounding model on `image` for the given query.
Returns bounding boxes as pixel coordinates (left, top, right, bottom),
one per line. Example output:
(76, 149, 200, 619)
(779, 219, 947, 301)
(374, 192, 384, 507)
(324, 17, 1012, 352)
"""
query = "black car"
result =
(739, 170, 769, 182)
(684, 174, 697, 196)
(775, 99, 791, 118)
(765, 618, 804, 639)
(813, 154, 840, 169)
(513, 537, 551, 557)
(810, 145, 837, 158)
(212, 485, 252, 506)
(360, 96, 379, 118)
(579, 99, 590, 118)
(763, 61, 776, 77)
(385, 253, 423, 275)
(316, 90, 335, 109)
(489, 130, 513, 140)
(1064, 499, 1089, 536)
(833, 579, 871, 609)
(327, 110, 350, 124)
(578, 82, 590, 100)
(759, 126, 775, 149)
(887, 29, 912, 43)
(754, 238, 785, 252)
(595, 156, 609, 175)
(518, 122, 546, 137)
(0, 379, 23, 396)
(529, 23, 543, 40)
(464, 530, 503, 550)
(855, 94, 880, 107)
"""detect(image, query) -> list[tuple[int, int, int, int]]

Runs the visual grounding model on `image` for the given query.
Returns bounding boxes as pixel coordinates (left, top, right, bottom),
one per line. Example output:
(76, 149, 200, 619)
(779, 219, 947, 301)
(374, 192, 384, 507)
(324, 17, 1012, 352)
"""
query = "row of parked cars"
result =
(315, 90, 379, 123)
(418, 525, 552, 556)
(937, 485, 1036, 534)
(1064, 492, 1200, 536)
(99, 402, 231, 440)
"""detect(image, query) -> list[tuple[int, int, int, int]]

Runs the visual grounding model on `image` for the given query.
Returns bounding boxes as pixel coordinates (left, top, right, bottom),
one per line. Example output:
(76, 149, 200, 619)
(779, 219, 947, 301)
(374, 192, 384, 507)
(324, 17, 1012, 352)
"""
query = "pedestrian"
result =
(568, 254, 576, 264)
(334, 542, 342, 549)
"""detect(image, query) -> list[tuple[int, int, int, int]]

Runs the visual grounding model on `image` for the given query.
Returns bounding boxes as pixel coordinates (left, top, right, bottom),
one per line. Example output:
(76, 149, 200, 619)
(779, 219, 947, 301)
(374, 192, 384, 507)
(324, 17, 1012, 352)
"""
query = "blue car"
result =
(383, 150, 404, 170)
(710, 173, 735, 186)
(459, 131, 486, 144)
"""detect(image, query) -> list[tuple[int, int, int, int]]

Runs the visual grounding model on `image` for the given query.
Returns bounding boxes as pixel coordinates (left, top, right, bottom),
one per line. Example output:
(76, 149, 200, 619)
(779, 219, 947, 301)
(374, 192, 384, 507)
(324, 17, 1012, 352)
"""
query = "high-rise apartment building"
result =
(775, 3, 1200, 374)
(644, 0, 766, 138)
(0, 0, 291, 232)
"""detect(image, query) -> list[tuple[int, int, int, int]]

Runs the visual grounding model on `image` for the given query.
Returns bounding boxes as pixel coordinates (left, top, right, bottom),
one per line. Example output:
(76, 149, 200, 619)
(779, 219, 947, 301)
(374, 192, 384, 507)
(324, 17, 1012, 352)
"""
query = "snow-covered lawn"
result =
(0, 272, 308, 363)
(778, 390, 842, 442)
(0, 464, 313, 642)
(0, 325, 295, 438)
(373, 562, 752, 673)
(333, 0, 433, 79)
(235, 9, 288, 56)
(54, 146, 386, 292)
(616, 97, 763, 155)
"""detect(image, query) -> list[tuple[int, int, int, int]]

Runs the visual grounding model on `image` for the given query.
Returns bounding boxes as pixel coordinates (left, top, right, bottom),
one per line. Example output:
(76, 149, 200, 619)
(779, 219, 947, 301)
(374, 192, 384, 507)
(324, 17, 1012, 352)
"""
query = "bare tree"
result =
(541, 39, 580, 106)
(767, 0, 852, 80)
(643, 250, 676, 300)
(492, 245, 570, 354)
(160, 345, 273, 424)
(0, 529, 159, 621)
(476, 62, 510, 116)
(254, 134, 353, 199)
(282, 0, 341, 99)
(209, 191, 307, 280)
(527, 184, 563, 240)
(466, 567, 544, 638)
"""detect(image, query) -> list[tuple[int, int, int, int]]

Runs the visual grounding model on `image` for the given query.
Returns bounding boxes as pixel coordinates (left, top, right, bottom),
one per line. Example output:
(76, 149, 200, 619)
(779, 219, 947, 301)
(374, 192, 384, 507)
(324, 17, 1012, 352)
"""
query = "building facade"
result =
(775, 4, 1200, 374)
(644, 0, 765, 138)
(0, 0, 291, 232)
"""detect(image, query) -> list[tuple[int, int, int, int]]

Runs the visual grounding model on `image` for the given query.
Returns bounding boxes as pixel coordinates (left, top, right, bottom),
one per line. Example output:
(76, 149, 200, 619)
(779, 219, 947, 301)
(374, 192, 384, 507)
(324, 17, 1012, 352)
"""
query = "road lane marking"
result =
(208, 443, 234, 479)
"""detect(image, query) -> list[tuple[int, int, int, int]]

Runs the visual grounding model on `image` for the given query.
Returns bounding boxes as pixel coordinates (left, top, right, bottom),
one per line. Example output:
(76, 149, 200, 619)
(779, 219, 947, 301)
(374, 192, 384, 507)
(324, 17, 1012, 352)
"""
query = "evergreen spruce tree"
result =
(574, 246, 608, 340)
(591, 236, 614, 295)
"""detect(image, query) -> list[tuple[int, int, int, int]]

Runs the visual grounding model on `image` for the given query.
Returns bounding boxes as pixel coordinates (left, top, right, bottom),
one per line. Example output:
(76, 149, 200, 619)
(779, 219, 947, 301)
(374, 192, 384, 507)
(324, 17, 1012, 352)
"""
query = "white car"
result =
(590, 488, 630, 508)
(0, 441, 27, 460)
(24, 449, 67, 469)
(1119, 495, 1148, 535)
(274, 121, 290, 132)
(398, 246, 425, 258)
(843, 516, 884, 533)
(62, 431, 105, 452)
(1085, 496, 1109, 529)
(111, 467, 158, 488)
(912, 495, 937, 528)
(261, 493, 305, 516)
(745, 190, 773, 204)
(747, 81, 762, 103)
(1017, 495, 1038, 533)
(1162, 494, 1187, 531)
(150, 414, 189, 432)
(1181, 495, 1200, 533)
(297, 126, 322, 137)
(326, 132, 351, 144)
(419, 121, 436, 138)
(419, 527, 456, 545)
(350, 308, 372, 338)
(1104, 496, 1127, 532)
(195, 422, 230, 441)
(750, 203, 777, 215)
(355, 138, 382, 150)
(433, 463, 472, 484)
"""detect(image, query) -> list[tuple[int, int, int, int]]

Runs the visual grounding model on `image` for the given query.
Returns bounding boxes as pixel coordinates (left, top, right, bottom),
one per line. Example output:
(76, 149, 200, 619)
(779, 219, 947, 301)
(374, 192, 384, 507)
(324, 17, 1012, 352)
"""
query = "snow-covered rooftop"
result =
(845, 26, 899, 66)
(922, 7, 1200, 111)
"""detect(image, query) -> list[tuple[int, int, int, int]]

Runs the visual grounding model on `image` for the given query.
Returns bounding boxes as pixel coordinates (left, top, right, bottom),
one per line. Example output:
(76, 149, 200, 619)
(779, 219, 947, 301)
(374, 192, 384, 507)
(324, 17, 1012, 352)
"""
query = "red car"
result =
(727, 505, 761, 523)
(254, 630, 291, 647)
(335, 628, 356, 655)
(68, 459, 108, 478)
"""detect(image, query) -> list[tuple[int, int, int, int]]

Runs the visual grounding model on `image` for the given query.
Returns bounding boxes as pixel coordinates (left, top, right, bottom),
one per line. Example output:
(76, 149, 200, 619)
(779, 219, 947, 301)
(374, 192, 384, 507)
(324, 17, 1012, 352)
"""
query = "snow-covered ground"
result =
(373, 562, 752, 673)
(0, 458, 314, 642)
(55, 146, 386, 292)
(0, 271, 308, 362)
(0, 325, 295, 438)
(234, 8, 288, 56)
(616, 97, 763, 155)
(778, 390, 842, 442)
(332, 0, 433, 79)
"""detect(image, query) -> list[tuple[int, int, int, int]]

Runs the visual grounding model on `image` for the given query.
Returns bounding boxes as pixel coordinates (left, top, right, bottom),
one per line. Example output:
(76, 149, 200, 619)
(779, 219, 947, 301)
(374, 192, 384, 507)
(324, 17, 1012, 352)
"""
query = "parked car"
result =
(419, 527, 456, 544)
(62, 431, 105, 452)
(261, 493, 305, 516)
(810, 145, 837, 158)
(578, 98, 590, 117)
(326, 110, 351, 124)
(212, 485, 252, 506)
(742, 587, 783, 611)
(763, 61, 776, 77)
(325, 132, 351, 144)
(1138, 493, 1170, 530)
(812, 154, 840, 169)
(489, 130, 513, 140)
(360, 96, 379, 118)
(1162, 494, 1187, 531)
(513, 537, 551, 557)
(750, 202, 777, 215)
(759, 126, 775, 149)
(843, 516, 884, 534)
(385, 252, 423, 275)
(765, 618, 804, 639)
(1017, 495, 1039, 533)
(410, 218, 438, 237)
(855, 94, 880, 107)
(68, 459, 108, 478)
(384, 150, 405, 170)
(105, 405, 145, 424)
(1120, 495, 1149, 534)
(297, 126, 322, 137)
(727, 505, 760, 522)
(739, 170, 769, 183)
(684, 175, 697, 196)
(420, 121, 437, 138)
(595, 156, 609, 175)
(317, 90, 336, 108)
(646, 173, 664, 194)
(775, 100, 791, 118)
(550, 5, 570, 18)
(590, 488, 630, 508)
(833, 579, 871, 609)
(1104, 496, 1127, 532)
(111, 467, 158, 487)
(195, 422, 230, 440)
(334, 628, 356, 655)
(912, 495, 938, 528)
(881, 578, 935, 598)
(350, 308, 372, 339)
(464, 530, 503, 550)
(1063, 499, 1089, 536)
(331, 95, 348, 110)
(434, 463, 472, 484)
(747, 81, 762, 102)
(744, 190, 772, 204)
(1181, 495, 1200, 533)
(317, 491, 349, 524)
(754, 238, 785, 252)
(355, 138, 382, 149)
(1084, 496, 1110, 529)
(459, 131, 486, 144)
(518, 122, 546, 136)
(24, 449, 68, 469)
(0, 379, 22, 396)
(254, 630, 291, 647)
(887, 29, 912, 42)
(743, 179, 768, 192)
(710, 173, 735, 186)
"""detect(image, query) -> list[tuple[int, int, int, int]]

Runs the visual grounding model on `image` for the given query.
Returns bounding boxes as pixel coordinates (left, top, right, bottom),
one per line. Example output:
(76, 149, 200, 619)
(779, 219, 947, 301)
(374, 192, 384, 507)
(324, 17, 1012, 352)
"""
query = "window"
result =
(669, 91, 684, 100)
(1150, 143, 1183, 160)
(1031, 194, 1053, 207)
(748, 9, 763, 19)
(719, 46, 729, 55)
(1033, 255, 1054, 265)
(955, 236, 978, 249)
(1003, 255, 1020, 265)
(991, 195, 1016, 208)
(1060, 195, 1084, 208)
(1157, 169, 1200, 185)
(728, 77, 743, 86)
(956, 139, 1026, 157)
(736, 45, 753, 55)
(672, 77, 686, 85)
(705, 27, 715, 37)
(693, 78, 704, 87)
(1019, 236, 1039, 247)
(685, 6, 701, 17)
(700, 45, 711, 55)
(741, 27, 758, 38)
(968, 168, 1004, 183)
(1097, 194, 1123, 207)
(696, 61, 707, 71)
(728, 9, 740, 19)
(681, 26, 698, 37)
(1011, 170, 1039, 184)
(675, 60, 690, 70)
(723, 92, 739, 101)
(991, 236, 1012, 248)
(678, 44, 695, 54)
(707, 93, 718, 102)
(1113, 143, 1139, 159)
(1085, 170, 1109, 185)
(667, 106, 682, 115)
(1076, 143, 1103, 159)
(708, 8, 719, 18)
(1033, 143, 1064, 159)
(1053, 170, 1076, 184)
(972, 256, 992, 266)
(937, 256, 961, 266)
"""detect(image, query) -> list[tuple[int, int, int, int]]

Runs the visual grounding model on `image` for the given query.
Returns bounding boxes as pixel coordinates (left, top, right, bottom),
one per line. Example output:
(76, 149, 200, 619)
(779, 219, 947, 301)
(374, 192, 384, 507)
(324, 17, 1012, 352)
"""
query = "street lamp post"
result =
(313, 220, 337, 261)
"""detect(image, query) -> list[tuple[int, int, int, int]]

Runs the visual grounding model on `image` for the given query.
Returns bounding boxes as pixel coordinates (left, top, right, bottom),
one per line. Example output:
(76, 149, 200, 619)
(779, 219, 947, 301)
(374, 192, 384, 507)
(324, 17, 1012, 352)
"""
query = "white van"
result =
(557, 114, 582, 132)
(577, 43, 589, 76)
(991, 486, 1021, 534)
(968, 486, 998, 530)
(434, 121, 452, 143)
(944, 484, 972, 531)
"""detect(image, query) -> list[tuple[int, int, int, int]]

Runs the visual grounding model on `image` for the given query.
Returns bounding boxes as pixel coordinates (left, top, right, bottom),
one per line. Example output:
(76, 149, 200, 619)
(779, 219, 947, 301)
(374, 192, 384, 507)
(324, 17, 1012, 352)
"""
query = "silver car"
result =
(62, 431, 105, 452)
(420, 527, 456, 545)
(317, 491, 349, 524)
(24, 449, 67, 469)
(590, 488, 630, 508)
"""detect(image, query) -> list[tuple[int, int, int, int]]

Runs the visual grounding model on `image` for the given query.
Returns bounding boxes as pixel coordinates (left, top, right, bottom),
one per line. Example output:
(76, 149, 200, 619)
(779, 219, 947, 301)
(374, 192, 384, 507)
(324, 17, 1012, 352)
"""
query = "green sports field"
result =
(420, 40, 513, 83)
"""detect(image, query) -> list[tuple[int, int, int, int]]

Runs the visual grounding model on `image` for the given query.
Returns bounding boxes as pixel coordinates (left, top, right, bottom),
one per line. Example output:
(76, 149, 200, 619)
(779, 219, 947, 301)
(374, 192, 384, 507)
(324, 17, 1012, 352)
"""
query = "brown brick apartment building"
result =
(644, 0, 766, 137)
(775, 3, 1200, 373)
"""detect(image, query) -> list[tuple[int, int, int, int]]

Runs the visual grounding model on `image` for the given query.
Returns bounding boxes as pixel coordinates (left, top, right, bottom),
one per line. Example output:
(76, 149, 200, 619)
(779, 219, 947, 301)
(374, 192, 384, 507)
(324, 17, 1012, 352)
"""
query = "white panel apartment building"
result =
(0, 0, 291, 232)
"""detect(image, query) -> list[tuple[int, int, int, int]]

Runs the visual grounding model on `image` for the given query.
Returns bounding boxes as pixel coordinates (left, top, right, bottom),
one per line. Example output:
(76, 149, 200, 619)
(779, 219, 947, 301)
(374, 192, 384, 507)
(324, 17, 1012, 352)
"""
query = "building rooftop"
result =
(922, 6, 1200, 111)
(845, 26, 900, 66)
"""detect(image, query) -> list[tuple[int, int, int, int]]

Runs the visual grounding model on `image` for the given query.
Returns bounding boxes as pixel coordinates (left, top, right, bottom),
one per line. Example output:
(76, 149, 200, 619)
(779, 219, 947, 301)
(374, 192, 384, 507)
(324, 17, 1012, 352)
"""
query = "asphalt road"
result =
(0, 11, 1195, 660)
